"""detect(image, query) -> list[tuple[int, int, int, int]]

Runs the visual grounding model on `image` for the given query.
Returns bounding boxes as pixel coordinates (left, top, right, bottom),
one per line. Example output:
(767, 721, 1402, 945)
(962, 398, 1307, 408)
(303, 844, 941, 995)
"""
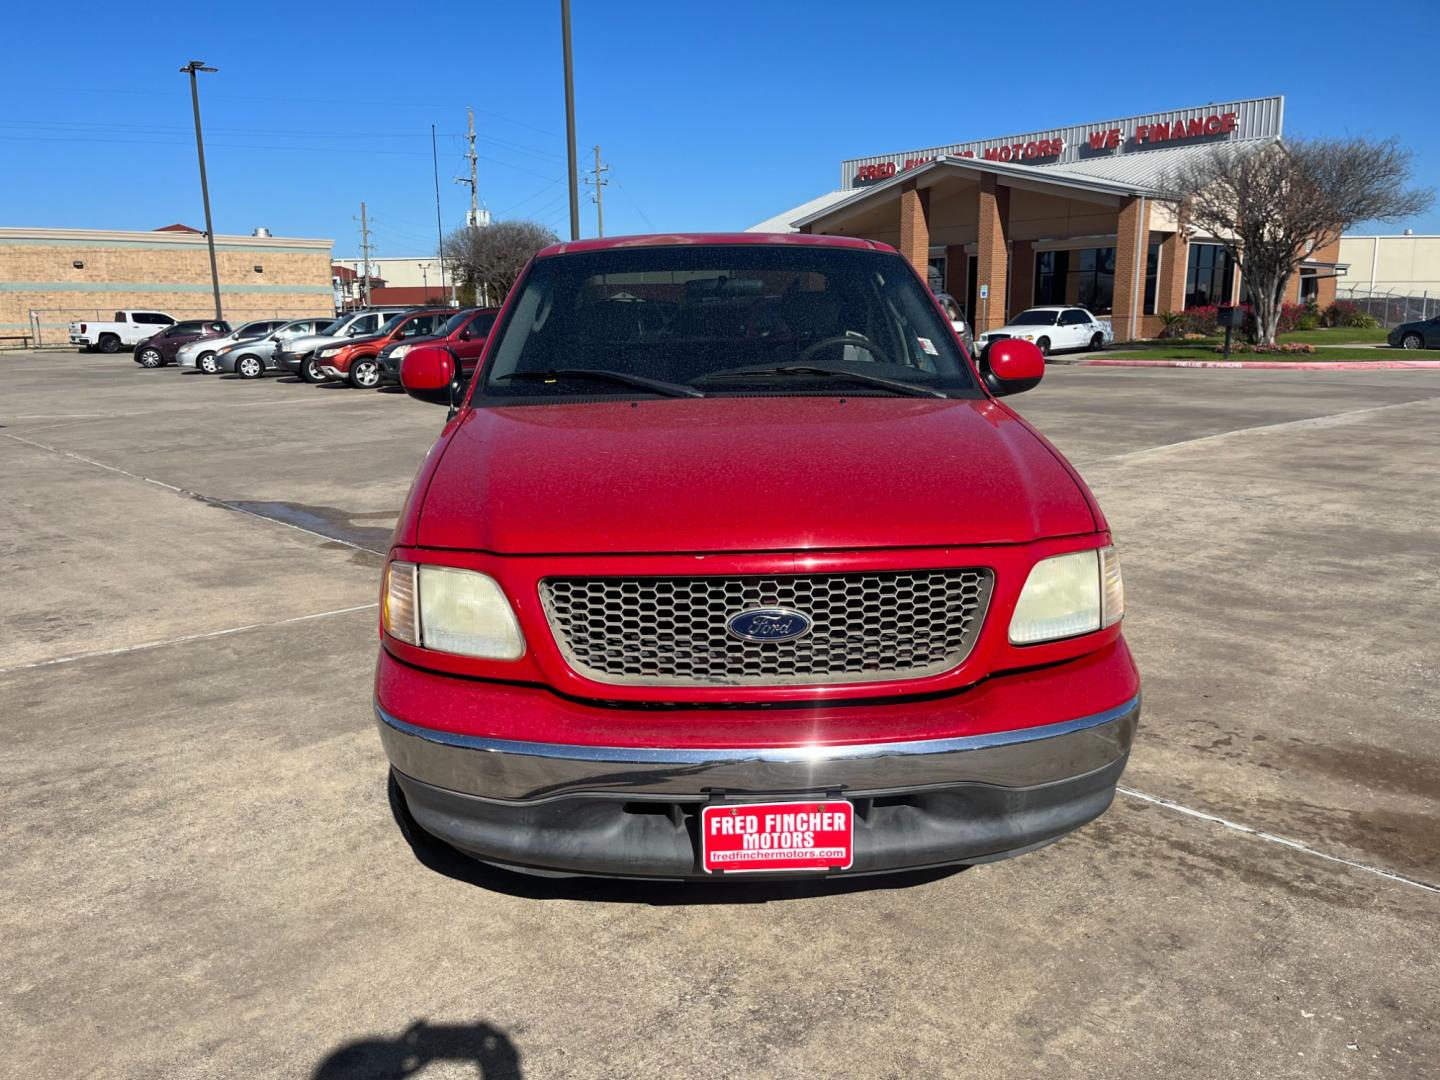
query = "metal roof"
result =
(788, 155, 1154, 232)
(839, 96, 1284, 189)
(746, 190, 855, 233)
(1039, 140, 1274, 191)
(771, 140, 1274, 234)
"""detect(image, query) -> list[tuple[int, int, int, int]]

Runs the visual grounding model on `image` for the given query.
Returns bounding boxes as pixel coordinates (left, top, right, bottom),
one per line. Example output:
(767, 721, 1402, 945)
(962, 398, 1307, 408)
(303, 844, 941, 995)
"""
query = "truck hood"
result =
(416, 396, 1096, 554)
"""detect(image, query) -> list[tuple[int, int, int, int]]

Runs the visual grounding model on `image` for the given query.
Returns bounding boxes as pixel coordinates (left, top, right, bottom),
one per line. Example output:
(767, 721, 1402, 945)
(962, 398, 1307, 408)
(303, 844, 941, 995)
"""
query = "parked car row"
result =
(96, 306, 500, 389)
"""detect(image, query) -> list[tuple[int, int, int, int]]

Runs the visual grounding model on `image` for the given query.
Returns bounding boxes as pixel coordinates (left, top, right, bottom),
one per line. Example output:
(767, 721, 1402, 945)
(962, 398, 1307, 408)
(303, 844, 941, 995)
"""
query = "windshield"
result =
(377, 313, 409, 336)
(478, 246, 977, 401)
(1009, 309, 1061, 327)
(441, 310, 475, 335)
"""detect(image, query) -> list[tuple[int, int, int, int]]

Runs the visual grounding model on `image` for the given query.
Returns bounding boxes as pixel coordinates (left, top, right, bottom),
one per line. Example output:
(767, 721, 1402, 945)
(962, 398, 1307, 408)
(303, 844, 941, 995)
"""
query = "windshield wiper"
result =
(698, 365, 946, 398)
(495, 368, 704, 398)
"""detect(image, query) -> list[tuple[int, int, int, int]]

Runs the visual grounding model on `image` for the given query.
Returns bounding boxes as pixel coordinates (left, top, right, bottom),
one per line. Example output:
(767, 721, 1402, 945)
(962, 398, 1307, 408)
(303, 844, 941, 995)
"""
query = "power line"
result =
(613, 175, 657, 232)
(496, 179, 563, 217)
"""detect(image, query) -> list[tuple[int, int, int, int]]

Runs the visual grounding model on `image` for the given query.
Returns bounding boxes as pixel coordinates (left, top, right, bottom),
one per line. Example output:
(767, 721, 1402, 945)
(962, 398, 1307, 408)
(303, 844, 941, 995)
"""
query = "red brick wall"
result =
(898, 181, 931, 274)
(945, 244, 968, 302)
(1158, 230, 1188, 316)
(975, 175, 1010, 332)
(1111, 197, 1149, 342)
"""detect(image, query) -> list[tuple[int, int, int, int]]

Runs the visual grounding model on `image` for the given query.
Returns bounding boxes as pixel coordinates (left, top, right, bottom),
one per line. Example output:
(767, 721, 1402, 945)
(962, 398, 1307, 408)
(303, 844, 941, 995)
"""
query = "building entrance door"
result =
(966, 256, 978, 327)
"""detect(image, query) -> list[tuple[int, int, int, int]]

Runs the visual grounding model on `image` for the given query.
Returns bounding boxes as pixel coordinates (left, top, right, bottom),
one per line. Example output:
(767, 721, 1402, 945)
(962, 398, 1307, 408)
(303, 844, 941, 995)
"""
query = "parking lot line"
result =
(2, 430, 386, 555)
(0, 602, 380, 675)
(1118, 786, 1440, 896)
(1077, 395, 1439, 465)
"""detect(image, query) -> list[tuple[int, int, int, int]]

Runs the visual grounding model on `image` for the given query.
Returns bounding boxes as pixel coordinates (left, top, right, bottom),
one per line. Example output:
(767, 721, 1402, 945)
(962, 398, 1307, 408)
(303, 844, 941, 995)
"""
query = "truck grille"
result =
(538, 569, 992, 687)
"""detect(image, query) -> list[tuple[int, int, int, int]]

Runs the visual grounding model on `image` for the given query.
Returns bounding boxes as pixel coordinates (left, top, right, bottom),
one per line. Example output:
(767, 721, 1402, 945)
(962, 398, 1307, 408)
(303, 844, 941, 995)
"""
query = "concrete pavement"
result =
(2, 352, 1437, 1079)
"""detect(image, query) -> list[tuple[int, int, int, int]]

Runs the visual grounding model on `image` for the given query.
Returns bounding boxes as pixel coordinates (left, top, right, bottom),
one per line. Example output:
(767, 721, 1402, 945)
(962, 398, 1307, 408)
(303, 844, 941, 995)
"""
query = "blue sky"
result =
(3, 0, 1436, 256)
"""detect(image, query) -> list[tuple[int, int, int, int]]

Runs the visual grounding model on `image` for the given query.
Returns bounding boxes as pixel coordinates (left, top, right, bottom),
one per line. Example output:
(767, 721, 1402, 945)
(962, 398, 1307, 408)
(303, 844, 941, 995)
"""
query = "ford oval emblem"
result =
(725, 607, 812, 643)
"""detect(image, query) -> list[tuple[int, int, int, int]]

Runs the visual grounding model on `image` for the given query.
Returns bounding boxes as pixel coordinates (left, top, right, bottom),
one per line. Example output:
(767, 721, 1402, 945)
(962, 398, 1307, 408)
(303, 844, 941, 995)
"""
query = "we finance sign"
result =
(844, 97, 1279, 187)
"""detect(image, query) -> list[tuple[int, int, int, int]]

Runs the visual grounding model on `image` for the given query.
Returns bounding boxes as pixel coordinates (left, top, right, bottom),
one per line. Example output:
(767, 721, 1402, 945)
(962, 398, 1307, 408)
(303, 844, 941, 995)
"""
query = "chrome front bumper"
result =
(375, 695, 1140, 804)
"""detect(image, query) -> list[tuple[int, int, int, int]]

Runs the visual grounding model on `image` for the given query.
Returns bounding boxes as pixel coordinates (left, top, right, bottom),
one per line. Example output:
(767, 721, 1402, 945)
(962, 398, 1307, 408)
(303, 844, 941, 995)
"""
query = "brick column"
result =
(975, 175, 1010, 332)
(1111, 196, 1150, 342)
(1158, 230, 1188, 314)
(1009, 240, 1035, 318)
(1311, 236, 1341, 308)
(944, 244, 968, 301)
(898, 180, 931, 275)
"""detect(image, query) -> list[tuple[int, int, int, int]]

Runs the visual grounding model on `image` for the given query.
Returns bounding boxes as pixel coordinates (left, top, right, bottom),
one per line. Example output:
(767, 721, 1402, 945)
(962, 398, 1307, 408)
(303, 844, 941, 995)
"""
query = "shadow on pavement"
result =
(387, 771, 964, 905)
(312, 1019, 521, 1079)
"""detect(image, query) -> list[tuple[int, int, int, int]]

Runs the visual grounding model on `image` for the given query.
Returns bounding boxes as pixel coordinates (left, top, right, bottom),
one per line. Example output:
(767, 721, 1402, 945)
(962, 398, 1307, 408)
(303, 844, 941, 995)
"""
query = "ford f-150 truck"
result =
(378, 233, 1139, 881)
(69, 310, 176, 352)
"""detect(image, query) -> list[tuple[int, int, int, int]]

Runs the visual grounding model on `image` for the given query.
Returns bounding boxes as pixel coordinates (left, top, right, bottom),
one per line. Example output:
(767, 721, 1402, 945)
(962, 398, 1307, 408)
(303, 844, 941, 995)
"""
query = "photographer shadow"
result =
(312, 1019, 521, 1079)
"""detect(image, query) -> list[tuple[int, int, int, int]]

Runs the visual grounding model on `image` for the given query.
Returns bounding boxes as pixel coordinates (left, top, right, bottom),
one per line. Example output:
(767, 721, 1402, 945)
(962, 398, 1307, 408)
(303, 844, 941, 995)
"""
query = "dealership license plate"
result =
(701, 800, 853, 873)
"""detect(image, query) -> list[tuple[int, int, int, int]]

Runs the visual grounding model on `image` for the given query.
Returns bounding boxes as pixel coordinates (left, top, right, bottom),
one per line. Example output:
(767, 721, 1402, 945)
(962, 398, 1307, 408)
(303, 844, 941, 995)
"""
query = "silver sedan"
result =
(214, 318, 336, 379)
(177, 319, 291, 373)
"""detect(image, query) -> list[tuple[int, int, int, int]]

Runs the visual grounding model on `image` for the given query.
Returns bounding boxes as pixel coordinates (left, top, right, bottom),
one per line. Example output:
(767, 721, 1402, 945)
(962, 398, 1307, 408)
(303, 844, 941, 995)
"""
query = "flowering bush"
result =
(1322, 301, 1379, 329)
(1179, 305, 1227, 335)
(1212, 342, 1317, 355)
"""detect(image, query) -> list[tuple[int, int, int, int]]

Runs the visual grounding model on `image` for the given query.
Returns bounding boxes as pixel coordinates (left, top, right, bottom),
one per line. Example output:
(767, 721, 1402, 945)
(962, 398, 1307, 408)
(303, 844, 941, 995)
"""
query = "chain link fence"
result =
(18, 306, 339, 348)
(1335, 287, 1435, 328)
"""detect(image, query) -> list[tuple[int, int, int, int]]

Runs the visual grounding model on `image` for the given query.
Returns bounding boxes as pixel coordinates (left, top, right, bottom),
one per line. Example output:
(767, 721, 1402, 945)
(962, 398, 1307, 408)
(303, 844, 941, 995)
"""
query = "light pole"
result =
(181, 60, 222, 321)
(419, 262, 429, 301)
(561, 0, 579, 241)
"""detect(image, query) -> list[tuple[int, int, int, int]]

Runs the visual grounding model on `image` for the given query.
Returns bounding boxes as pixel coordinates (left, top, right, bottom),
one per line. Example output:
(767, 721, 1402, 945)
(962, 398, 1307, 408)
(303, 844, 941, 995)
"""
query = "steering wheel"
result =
(795, 333, 892, 367)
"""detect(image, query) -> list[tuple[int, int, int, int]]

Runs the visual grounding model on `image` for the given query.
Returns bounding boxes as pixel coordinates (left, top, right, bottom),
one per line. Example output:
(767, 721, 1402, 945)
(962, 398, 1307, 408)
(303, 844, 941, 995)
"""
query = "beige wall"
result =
(1, 228, 333, 342)
(333, 257, 442, 289)
(1339, 235, 1440, 297)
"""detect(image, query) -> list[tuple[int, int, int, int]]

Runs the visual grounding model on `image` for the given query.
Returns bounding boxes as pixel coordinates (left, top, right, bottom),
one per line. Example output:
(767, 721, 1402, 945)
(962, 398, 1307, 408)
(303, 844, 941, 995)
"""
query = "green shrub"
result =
(1157, 311, 1188, 339)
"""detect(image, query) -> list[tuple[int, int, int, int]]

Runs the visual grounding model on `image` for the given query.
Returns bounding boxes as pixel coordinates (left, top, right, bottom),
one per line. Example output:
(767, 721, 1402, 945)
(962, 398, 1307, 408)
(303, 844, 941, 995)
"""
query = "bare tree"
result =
(1166, 137, 1431, 344)
(443, 220, 558, 307)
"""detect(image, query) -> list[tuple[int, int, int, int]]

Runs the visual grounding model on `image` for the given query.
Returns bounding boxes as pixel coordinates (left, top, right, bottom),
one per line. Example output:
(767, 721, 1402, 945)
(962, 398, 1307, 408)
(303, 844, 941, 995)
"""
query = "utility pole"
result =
(419, 262, 429, 302)
(356, 201, 373, 307)
(180, 61, 222, 321)
(455, 107, 485, 228)
(561, 0, 580, 241)
(583, 144, 610, 238)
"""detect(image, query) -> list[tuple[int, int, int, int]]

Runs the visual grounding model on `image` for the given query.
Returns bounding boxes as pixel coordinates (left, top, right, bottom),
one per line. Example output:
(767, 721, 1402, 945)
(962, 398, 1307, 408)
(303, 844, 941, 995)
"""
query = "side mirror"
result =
(982, 339, 1045, 397)
(401, 345, 461, 409)
(457, 328, 471, 341)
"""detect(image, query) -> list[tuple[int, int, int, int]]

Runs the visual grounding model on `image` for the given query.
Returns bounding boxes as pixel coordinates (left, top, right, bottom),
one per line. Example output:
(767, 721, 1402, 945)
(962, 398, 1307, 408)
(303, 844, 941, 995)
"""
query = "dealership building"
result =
(0, 224, 334, 345)
(751, 96, 1357, 340)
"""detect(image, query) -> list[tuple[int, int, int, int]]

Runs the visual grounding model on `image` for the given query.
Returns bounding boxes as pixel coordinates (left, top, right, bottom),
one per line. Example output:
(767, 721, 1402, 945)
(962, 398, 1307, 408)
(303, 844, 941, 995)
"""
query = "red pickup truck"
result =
(378, 233, 1138, 881)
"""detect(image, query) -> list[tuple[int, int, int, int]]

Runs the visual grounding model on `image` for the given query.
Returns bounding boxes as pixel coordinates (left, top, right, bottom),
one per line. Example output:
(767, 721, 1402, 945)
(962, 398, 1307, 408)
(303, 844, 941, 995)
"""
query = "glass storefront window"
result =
(1074, 248, 1115, 313)
(1186, 243, 1235, 308)
(1144, 242, 1160, 314)
(1034, 250, 1068, 306)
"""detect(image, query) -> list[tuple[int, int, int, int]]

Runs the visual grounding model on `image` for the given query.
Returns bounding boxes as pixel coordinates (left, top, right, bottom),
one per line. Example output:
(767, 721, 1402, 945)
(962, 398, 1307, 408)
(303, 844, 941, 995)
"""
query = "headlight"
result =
(390, 343, 412, 361)
(382, 561, 525, 659)
(1009, 546, 1123, 644)
(316, 347, 338, 358)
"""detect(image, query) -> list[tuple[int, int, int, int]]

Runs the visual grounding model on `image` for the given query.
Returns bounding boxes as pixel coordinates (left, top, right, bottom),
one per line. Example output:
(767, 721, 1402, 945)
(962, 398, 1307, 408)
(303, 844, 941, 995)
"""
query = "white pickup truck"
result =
(69, 310, 176, 352)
